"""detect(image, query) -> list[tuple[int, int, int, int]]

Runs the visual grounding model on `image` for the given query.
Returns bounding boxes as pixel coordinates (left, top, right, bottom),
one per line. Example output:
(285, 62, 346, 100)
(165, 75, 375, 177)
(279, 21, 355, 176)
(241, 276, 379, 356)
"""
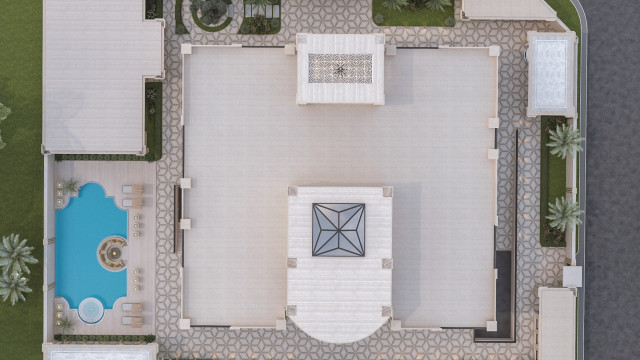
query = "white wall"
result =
(43, 154, 56, 343)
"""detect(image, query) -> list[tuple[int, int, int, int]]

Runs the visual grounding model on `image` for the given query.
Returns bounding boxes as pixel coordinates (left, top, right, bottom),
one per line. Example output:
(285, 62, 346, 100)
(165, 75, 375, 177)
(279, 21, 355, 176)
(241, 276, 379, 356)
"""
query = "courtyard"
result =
(181, 45, 499, 329)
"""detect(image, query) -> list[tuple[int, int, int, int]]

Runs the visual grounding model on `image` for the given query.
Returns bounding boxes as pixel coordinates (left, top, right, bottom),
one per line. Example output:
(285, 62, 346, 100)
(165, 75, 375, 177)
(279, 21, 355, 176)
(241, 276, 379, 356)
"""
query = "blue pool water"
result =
(56, 182, 127, 309)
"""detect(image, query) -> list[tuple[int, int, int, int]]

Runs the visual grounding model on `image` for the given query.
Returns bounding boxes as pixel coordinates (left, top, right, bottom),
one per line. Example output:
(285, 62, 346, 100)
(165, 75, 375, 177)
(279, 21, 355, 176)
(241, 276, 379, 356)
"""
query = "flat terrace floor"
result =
(182, 47, 497, 327)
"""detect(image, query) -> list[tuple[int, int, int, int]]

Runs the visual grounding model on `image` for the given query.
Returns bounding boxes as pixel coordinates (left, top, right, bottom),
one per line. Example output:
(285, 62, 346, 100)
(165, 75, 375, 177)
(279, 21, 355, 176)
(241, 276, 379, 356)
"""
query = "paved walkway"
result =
(155, 0, 567, 358)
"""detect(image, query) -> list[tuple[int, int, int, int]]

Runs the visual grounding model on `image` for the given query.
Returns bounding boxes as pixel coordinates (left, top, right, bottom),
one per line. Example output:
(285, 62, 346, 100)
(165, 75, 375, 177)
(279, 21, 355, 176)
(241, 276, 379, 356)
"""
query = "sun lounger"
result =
(122, 185, 143, 194)
(122, 198, 143, 209)
(122, 316, 143, 328)
(122, 303, 143, 316)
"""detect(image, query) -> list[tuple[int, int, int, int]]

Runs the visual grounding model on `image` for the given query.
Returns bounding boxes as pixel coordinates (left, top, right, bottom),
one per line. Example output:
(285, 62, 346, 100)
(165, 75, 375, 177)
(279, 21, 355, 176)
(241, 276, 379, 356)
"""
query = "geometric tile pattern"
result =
(309, 54, 373, 84)
(156, 0, 567, 358)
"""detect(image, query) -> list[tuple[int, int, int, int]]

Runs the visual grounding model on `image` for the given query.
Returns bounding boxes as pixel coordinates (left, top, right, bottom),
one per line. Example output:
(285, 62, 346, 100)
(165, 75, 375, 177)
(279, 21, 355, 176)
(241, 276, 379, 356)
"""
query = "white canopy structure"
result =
(296, 33, 385, 105)
(527, 31, 578, 118)
(43, 343, 157, 360)
(43, 0, 164, 154)
(536, 287, 577, 360)
(287, 187, 392, 343)
(461, 0, 556, 21)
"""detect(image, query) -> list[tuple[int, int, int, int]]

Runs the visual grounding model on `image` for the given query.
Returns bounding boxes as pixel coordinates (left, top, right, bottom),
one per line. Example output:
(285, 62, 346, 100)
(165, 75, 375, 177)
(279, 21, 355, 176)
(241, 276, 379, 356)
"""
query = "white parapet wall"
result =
(43, 154, 57, 343)
(565, 117, 579, 265)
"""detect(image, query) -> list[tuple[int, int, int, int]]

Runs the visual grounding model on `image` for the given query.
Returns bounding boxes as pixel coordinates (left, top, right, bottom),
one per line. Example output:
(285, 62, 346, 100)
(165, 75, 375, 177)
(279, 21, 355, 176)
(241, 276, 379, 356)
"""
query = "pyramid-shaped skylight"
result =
(312, 203, 365, 257)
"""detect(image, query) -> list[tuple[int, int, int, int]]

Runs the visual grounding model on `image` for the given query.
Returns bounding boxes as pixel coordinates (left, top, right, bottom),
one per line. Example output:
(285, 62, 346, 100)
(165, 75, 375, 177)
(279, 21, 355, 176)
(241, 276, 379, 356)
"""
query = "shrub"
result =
(117, 335, 125, 342)
(110, 335, 118, 342)
(88, 335, 96, 341)
(81, 335, 88, 342)
(445, 16, 455, 27)
(406, 0, 428, 10)
(74, 335, 82, 341)
(382, 0, 408, 11)
(269, 18, 280, 30)
(543, 224, 565, 245)
(54, 334, 62, 341)
(190, 0, 227, 25)
(373, 13, 384, 26)
(124, 335, 132, 342)
(246, 14, 271, 34)
(144, 334, 156, 343)
(425, 0, 452, 12)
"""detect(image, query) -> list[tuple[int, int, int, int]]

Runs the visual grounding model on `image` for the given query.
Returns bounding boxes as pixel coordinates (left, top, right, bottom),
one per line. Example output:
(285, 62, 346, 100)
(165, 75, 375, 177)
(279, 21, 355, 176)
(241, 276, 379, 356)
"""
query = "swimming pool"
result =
(56, 182, 128, 312)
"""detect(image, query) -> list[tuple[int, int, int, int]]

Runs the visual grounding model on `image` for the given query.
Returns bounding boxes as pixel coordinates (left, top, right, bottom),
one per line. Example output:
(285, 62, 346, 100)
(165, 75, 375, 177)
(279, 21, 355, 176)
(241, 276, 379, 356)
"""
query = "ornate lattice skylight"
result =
(312, 203, 365, 257)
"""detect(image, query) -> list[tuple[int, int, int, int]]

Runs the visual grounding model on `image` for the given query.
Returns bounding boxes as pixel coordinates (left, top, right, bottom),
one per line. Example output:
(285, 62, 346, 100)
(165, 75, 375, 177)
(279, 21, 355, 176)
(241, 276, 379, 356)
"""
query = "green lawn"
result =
(540, 117, 567, 247)
(371, 0, 454, 27)
(0, 2, 44, 359)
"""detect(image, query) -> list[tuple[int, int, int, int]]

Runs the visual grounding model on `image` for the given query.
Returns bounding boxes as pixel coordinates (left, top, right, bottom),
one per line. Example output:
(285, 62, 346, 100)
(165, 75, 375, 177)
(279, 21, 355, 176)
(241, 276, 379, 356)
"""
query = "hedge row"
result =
(53, 334, 156, 343)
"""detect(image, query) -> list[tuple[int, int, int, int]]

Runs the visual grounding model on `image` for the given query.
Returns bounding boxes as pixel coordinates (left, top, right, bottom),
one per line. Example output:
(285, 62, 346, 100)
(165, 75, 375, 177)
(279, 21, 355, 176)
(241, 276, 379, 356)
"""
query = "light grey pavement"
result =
(567, 1, 587, 360)
(155, 0, 569, 358)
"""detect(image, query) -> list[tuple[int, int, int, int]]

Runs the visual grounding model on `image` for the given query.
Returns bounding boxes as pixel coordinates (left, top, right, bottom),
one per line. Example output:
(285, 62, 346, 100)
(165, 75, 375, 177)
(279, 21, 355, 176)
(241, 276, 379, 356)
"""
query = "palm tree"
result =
(426, 0, 452, 12)
(59, 316, 74, 335)
(62, 178, 80, 195)
(546, 197, 583, 231)
(547, 124, 584, 159)
(0, 234, 38, 276)
(382, 0, 408, 11)
(0, 272, 32, 306)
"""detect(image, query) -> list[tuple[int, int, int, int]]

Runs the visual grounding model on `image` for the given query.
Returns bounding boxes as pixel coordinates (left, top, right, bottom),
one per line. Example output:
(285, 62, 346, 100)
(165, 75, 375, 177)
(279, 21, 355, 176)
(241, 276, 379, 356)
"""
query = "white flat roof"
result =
(43, 0, 164, 154)
(43, 344, 157, 360)
(462, 0, 556, 20)
(296, 33, 385, 105)
(287, 187, 392, 343)
(537, 287, 577, 360)
(182, 45, 498, 329)
(527, 31, 578, 118)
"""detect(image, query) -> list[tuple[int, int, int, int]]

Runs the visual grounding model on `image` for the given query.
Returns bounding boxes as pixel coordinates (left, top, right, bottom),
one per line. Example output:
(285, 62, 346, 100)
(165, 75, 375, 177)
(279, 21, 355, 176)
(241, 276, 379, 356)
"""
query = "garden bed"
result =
(371, 0, 454, 27)
(238, 0, 281, 34)
(55, 82, 163, 162)
(175, 0, 189, 34)
(540, 116, 567, 247)
(191, 0, 233, 32)
(145, 0, 163, 19)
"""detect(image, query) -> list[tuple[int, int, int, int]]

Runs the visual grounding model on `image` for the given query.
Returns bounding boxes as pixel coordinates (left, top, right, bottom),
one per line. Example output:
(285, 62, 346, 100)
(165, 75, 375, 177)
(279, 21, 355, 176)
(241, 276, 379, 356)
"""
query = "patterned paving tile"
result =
(156, 0, 567, 358)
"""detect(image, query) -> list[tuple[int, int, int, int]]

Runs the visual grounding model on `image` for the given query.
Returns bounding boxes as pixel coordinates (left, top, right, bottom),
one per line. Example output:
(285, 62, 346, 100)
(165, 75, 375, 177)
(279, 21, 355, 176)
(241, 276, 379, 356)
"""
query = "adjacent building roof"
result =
(43, 0, 164, 154)
(537, 287, 577, 360)
(462, 0, 557, 21)
(527, 31, 578, 118)
(296, 33, 385, 105)
(288, 187, 392, 343)
(43, 343, 157, 360)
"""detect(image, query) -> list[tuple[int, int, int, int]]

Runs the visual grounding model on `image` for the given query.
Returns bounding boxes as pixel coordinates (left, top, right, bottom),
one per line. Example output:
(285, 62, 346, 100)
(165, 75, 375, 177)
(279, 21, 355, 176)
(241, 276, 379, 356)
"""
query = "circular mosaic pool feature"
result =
(78, 297, 104, 324)
(97, 236, 127, 272)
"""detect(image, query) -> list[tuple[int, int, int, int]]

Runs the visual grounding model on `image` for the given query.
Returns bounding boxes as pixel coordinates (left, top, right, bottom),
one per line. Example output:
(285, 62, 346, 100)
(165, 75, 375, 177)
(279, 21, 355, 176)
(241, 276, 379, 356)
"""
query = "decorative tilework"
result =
(308, 54, 373, 84)
(156, 0, 568, 358)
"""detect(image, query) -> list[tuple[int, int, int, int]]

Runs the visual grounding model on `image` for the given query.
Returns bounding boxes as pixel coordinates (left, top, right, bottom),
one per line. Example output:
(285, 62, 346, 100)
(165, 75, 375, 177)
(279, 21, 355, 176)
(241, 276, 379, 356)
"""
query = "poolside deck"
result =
(53, 161, 156, 335)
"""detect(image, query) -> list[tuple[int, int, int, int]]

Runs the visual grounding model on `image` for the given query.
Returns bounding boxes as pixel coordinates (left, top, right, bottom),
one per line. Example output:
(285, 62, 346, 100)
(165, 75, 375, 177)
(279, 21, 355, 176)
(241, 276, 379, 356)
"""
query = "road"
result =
(577, 0, 640, 359)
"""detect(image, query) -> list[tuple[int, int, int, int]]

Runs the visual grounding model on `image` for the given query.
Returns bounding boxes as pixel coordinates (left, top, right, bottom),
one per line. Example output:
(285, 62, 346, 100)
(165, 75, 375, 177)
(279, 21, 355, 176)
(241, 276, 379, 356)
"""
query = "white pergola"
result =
(536, 287, 577, 360)
(43, 0, 164, 154)
(296, 33, 385, 105)
(527, 31, 578, 118)
(287, 187, 392, 343)
(461, 0, 556, 21)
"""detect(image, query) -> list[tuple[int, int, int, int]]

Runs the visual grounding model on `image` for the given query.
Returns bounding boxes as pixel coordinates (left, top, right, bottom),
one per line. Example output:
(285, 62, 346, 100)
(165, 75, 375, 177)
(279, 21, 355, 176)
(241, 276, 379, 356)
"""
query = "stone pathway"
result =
(155, 0, 566, 358)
